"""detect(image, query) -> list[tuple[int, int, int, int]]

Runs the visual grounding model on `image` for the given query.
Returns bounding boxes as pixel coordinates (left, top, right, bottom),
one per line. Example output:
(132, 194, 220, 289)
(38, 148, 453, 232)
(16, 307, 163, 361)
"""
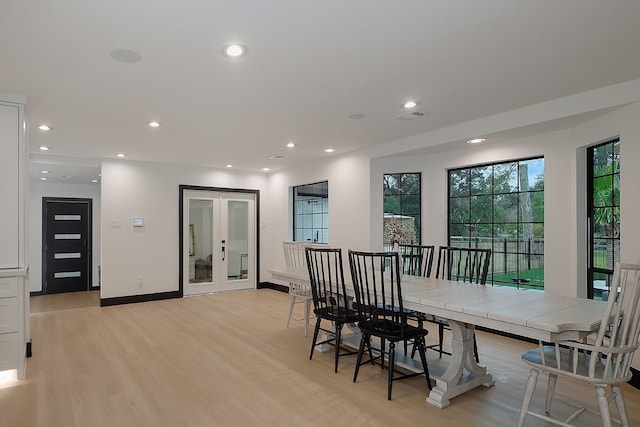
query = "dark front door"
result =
(43, 198, 92, 294)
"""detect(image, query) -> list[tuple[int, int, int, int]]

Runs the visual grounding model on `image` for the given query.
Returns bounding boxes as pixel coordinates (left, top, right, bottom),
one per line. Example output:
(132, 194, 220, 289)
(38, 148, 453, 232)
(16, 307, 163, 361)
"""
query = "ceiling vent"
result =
(395, 111, 425, 121)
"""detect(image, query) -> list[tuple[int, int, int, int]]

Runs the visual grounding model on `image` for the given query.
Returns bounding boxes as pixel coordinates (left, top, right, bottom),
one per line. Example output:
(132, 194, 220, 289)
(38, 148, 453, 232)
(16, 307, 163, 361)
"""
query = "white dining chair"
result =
(517, 262, 640, 427)
(283, 241, 320, 336)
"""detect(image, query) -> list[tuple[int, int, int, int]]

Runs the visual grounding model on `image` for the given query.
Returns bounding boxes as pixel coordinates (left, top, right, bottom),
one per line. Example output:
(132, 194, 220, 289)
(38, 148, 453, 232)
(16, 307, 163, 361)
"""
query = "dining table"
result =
(269, 266, 607, 408)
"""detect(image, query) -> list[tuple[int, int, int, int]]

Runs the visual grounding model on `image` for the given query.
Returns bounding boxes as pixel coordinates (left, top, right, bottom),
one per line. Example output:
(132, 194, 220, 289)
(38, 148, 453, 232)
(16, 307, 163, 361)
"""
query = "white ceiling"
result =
(2, 1, 640, 184)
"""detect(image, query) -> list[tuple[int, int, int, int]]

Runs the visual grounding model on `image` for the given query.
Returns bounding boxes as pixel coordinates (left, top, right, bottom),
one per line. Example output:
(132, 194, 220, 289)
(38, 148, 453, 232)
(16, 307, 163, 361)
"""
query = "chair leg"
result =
(287, 295, 297, 328)
(416, 336, 432, 391)
(517, 368, 539, 427)
(438, 323, 444, 358)
(612, 384, 630, 427)
(353, 334, 369, 383)
(545, 373, 557, 413)
(334, 323, 343, 373)
(596, 385, 613, 427)
(309, 318, 322, 361)
(303, 299, 311, 337)
(387, 341, 396, 400)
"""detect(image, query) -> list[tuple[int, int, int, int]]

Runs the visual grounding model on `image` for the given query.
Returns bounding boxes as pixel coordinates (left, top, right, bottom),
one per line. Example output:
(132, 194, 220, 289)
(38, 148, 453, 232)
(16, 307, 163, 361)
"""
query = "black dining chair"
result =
(305, 247, 359, 373)
(348, 249, 432, 400)
(397, 244, 435, 356)
(430, 245, 491, 362)
(398, 244, 435, 278)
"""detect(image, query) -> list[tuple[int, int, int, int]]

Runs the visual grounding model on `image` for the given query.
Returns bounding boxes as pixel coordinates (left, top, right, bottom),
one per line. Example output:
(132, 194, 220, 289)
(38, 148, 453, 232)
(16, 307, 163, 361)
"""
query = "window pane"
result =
(293, 181, 328, 243)
(494, 163, 517, 193)
(449, 197, 469, 223)
(519, 158, 544, 190)
(384, 173, 421, 244)
(449, 157, 544, 289)
(470, 195, 492, 223)
(450, 223, 469, 238)
(494, 193, 517, 223)
(449, 170, 469, 197)
(470, 166, 492, 195)
(592, 239, 611, 269)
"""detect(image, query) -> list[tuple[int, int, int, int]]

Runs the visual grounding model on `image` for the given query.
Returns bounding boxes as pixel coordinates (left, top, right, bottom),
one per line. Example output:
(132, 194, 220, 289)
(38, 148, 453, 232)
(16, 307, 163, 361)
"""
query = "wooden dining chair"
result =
(305, 247, 359, 373)
(431, 245, 491, 362)
(348, 249, 432, 400)
(517, 262, 640, 427)
(283, 241, 318, 336)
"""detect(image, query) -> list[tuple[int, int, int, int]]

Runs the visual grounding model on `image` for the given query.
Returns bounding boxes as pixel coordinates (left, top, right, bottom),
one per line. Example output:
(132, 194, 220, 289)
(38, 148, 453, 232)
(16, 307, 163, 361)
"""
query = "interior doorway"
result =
(42, 198, 92, 294)
(179, 186, 259, 296)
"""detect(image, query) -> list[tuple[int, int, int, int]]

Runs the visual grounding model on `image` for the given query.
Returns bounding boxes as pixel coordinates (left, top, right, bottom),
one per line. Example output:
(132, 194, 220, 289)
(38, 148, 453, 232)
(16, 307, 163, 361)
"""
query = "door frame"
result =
(41, 197, 93, 294)
(178, 185, 260, 295)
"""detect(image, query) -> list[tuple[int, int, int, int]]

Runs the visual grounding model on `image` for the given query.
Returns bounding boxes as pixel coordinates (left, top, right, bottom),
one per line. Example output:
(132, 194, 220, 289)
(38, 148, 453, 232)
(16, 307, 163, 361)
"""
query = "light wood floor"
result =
(1, 289, 638, 426)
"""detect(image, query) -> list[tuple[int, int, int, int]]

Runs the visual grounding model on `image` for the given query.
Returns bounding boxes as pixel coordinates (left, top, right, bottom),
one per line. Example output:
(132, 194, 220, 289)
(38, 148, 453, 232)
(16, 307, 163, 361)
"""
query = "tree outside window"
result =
(383, 173, 421, 249)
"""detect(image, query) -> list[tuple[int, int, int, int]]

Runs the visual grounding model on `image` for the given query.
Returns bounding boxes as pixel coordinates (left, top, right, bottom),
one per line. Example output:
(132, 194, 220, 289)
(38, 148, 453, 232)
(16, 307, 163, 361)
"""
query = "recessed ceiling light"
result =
(467, 138, 487, 144)
(40, 170, 49, 174)
(91, 179, 99, 183)
(110, 47, 142, 64)
(324, 148, 336, 153)
(117, 153, 126, 158)
(286, 142, 296, 148)
(221, 43, 247, 58)
(39, 146, 49, 151)
(262, 167, 270, 172)
(347, 113, 366, 120)
(38, 124, 51, 131)
(148, 121, 160, 128)
(403, 101, 419, 109)
(40, 177, 48, 181)
(226, 164, 233, 168)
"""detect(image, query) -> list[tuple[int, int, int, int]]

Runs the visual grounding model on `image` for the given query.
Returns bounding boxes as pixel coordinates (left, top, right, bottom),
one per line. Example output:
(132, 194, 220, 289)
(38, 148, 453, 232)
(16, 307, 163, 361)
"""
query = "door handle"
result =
(221, 240, 226, 261)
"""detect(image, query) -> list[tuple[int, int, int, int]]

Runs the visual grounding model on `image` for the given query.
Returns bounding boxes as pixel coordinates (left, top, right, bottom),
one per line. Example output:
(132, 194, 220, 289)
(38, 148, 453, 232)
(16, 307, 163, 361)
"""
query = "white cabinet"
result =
(0, 93, 28, 379)
(0, 102, 20, 268)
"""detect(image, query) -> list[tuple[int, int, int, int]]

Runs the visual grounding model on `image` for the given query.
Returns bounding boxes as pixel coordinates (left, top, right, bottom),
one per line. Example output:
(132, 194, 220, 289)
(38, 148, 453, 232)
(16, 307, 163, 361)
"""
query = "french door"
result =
(182, 188, 256, 296)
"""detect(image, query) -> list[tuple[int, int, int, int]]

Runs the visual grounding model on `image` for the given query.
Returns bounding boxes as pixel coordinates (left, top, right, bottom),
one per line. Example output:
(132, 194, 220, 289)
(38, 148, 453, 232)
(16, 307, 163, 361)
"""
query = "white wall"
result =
(100, 160, 266, 299)
(28, 180, 101, 292)
(265, 153, 370, 285)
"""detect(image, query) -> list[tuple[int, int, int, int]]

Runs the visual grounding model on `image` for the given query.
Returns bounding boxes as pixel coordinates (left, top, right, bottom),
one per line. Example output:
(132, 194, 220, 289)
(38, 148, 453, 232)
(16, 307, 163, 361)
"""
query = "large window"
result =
(448, 158, 544, 289)
(383, 173, 421, 249)
(293, 181, 328, 243)
(587, 138, 620, 300)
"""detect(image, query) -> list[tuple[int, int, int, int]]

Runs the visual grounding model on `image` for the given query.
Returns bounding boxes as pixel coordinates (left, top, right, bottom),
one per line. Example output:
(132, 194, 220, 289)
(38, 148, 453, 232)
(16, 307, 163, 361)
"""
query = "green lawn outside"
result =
(491, 268, 544, 290)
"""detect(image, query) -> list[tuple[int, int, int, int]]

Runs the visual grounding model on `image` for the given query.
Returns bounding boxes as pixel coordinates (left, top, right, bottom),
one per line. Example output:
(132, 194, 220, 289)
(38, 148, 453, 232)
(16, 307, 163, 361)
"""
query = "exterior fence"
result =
(385, 237, 545, 289)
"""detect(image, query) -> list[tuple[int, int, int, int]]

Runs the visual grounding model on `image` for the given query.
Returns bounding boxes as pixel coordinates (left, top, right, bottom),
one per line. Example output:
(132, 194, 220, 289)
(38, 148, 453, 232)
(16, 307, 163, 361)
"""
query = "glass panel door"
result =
(587, 138, 620, 300)
(183, 189, 256, 296)
(221, 193, 255, 292)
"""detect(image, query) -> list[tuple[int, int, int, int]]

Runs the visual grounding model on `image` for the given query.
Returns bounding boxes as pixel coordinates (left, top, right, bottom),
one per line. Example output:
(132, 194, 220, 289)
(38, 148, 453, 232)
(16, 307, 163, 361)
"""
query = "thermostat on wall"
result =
(133, 217, 144, 227)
